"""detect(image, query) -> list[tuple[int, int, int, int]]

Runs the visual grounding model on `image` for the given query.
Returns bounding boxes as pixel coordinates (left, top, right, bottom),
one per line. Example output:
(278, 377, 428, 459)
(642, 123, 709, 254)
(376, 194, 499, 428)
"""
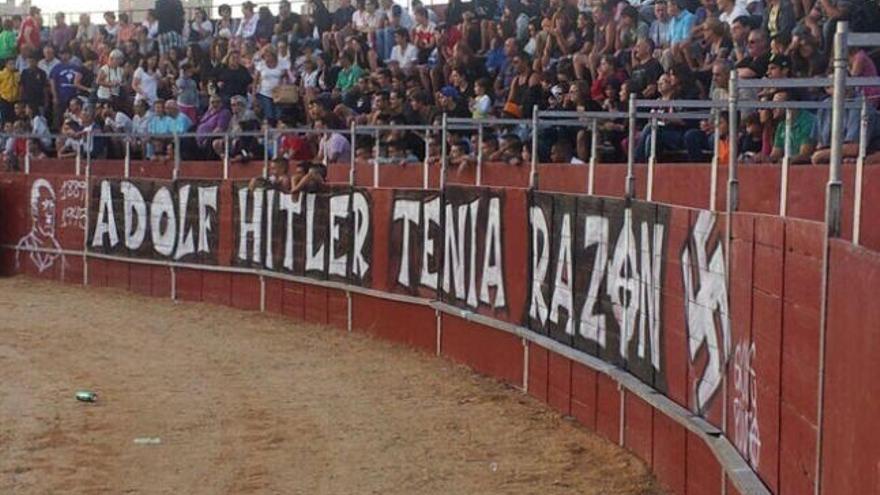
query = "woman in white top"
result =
(253, 48, 289, 124)
(131, 53, 161, 105)
(96, 50, 125, 104)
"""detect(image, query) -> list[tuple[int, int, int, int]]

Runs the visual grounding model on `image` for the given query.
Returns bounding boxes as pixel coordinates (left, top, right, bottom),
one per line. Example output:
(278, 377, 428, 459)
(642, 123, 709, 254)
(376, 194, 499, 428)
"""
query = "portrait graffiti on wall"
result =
(16, 178, 65, 273)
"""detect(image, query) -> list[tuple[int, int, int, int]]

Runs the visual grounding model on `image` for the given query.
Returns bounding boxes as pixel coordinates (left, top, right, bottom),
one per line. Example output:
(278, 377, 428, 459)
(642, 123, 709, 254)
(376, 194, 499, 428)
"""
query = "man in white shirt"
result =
(387, 28, 418, 71)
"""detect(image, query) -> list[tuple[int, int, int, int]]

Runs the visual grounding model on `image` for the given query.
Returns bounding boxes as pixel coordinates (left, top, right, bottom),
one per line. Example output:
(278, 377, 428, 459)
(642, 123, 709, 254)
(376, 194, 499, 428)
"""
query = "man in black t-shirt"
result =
(217, 51, 253, 103)
(20, 54, 48, 116)
(735, 29, 770, 79)
(629, 38, 665, 98)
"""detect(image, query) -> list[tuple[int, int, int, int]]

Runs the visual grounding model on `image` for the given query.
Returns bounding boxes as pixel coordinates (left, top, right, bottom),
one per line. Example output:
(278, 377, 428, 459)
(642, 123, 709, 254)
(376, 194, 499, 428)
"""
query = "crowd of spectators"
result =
(1, 0, 880, 176)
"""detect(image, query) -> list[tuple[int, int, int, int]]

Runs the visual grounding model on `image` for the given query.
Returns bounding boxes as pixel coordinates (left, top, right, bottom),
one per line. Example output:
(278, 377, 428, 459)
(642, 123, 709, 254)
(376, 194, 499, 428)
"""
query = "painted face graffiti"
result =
(16, 178, 65, 273)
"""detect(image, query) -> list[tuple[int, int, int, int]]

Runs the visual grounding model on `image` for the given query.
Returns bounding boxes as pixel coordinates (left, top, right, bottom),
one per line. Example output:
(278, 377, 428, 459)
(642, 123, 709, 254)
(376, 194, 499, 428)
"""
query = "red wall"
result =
(2, 163, 877, 495)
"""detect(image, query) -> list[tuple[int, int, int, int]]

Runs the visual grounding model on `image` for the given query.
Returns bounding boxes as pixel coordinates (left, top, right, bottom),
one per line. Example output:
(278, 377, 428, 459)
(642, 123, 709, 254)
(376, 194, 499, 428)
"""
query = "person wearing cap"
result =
(17, 6, 41, 56)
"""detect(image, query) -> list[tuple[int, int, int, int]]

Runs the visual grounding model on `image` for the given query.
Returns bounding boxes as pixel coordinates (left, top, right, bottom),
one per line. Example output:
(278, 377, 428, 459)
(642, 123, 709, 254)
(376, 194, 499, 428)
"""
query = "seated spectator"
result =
(759, 90, 816, 163)
(550, 139, 586, 164)
(198, 95, 232, 154)
(811, 89, 880, 164)
(315, 117, 351, 163)
(290, 161, 327, 193)
(249, 156, 292, 191)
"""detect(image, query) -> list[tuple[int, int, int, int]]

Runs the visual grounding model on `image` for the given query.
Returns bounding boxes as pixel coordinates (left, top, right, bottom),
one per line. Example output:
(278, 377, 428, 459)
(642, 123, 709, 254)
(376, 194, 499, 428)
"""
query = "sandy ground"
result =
(0, 277, 665, 495)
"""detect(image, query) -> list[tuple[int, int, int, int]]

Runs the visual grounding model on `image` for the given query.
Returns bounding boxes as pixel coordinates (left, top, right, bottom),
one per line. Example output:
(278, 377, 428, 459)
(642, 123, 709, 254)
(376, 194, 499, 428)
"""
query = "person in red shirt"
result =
(18, 6, 41, 57)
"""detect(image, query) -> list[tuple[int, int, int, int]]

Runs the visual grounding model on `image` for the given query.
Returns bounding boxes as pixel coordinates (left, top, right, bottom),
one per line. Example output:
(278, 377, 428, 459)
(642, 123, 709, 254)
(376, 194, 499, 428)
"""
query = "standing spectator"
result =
(117, 14, 138, 45)
(175, 63, 199, 123)
(0, 58, 20, 124)
(253, 47, 288, 125)
(38, 46, 60, 78)
(96, 50, 125, 106)
(132, 52, 161, 105)
(103, 12, 120, 44)
(236, 2, 260, 44)
(17, 6, 42, 58)
(51, 14, 76, 50)
(186, 8, 214, 49)
(19, 54, 48, 116)
(0, 20, 17, 62)
(215, 4, 239, 39)
(649, 0, 672, 50)
(762, 0, 796, 39)
(76, 14, 99, 44)
(155, 0, 185, 55)
(217, 51, 253, 101)
(49, 50, 82, 129)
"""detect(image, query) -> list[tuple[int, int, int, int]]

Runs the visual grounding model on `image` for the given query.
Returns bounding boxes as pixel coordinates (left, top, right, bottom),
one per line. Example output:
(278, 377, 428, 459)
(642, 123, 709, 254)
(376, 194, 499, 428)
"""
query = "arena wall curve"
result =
(1, 160, 878, 495)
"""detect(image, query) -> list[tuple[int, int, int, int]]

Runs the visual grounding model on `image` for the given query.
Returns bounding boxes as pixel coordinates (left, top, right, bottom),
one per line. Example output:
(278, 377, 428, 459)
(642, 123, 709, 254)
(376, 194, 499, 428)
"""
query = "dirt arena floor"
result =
(0, 277, 665, 495)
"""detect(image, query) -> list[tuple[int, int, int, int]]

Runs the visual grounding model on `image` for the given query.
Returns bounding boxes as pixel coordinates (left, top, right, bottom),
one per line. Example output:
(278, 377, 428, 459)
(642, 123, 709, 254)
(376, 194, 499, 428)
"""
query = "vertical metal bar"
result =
(346, 290, 353, 332)
(588, 118, 598, 195)
(24, 139, 30, 174)
(618, 385, 626, 446)
(222, 133, 230, 180)
(826, 21, 848, 238)
(710, 110, 721, 211)
(82, 143, 90, 286)
(262, 127, 270, 179)
(780, 109, 793, 216)
(727, 71, 740, 213)
(476, 123, 483, 187)
(853, 96, 868, 245)
(647, 117, 657, 202)
(170, 265, 177, 300)
(815, 22, 849, 495)
(440, 114, 448, 190)
(349, 122, 357, 186)
(529, 105, 539, 189)
(522, 338, 529, 392)
(75, 140, 82, 176)
(259, 274, 266, 312)
(373, 129, 379, 188)
(85, 131, 92, 177)
(172, 132, 180, 181)
(423, 130, 431, 189)
(124, 137, 131, 178)
(435, 308, 442, 356)
(626, 94, 636, 199)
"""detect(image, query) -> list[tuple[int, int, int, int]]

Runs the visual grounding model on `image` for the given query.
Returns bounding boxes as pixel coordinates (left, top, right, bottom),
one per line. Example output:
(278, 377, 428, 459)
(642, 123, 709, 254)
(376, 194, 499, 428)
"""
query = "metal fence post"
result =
(440, 113, 448, 190)
(853, 96, 868, 245)
(172, 132, 180, 181)
(626, 94, 636, 199)
(423, 130, 431, 189)
(222, 132, 230, 180)
(780, 109, 793, 216)
(372, 128, 379, 188)
(529, 105, 539, 189)
(647, 116, 657, 202)
(710, 110, 721, 211)
(727, 71, 740, 213)
(476, 122, 483, 187)
(24, 139, 30, 174)
(262, 127, 270, 179)
(588, 118, 598, 195)
(124, 137, 131, 178)
(349, 122, 357, 186)
(815, 21, 849, 495)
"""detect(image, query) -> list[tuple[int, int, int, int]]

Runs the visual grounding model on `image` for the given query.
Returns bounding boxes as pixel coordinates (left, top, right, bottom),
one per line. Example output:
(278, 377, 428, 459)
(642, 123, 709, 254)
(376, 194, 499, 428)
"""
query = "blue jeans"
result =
(256, 93, 279, 124)
(376, 28, 395, 61)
